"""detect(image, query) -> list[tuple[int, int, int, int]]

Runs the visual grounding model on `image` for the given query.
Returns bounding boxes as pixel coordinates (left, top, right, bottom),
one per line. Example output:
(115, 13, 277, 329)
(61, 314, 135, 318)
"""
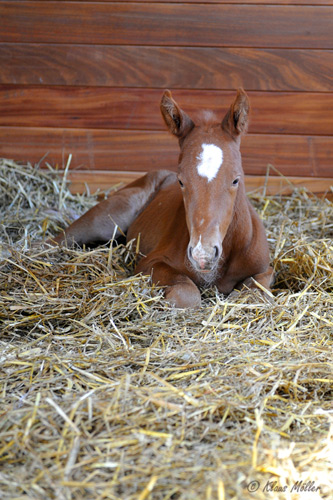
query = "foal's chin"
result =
(189, 262, 219, 286)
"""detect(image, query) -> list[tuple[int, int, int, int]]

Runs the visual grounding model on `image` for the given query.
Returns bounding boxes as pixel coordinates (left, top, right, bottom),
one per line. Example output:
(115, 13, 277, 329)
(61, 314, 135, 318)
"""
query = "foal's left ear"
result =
(160, 90, 194, 140)
(222, 88, 250, 139)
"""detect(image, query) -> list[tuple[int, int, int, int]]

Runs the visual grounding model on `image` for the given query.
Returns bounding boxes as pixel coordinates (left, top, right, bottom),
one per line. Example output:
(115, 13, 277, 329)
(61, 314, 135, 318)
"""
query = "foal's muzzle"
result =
(188, 243, 221, 272)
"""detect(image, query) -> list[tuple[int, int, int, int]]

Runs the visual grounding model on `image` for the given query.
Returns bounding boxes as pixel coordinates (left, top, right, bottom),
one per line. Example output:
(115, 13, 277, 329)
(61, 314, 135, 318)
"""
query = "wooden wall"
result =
(0, 1, 332, 194)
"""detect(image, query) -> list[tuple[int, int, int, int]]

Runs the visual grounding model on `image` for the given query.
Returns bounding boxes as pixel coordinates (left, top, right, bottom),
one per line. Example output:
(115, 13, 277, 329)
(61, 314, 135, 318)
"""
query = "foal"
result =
(49, 89, 274, 307)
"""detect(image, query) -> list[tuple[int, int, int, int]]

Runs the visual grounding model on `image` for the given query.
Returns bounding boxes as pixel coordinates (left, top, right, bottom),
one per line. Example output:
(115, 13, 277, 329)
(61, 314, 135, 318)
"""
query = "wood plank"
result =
(2, 44, 333, 93)
(0, 127, 178, 172)
(67, 171, 333, 197)
(241, 135, 333, 178)
(1, 127, 332, 178)
(1, 2, 333, 48)
(42, 1, 333, 5)
(1, 86, 333, 136)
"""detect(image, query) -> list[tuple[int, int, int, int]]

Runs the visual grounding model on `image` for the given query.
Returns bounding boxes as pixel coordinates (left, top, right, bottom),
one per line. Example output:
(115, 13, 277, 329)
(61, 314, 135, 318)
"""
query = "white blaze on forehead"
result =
(197, 143, 223, 182)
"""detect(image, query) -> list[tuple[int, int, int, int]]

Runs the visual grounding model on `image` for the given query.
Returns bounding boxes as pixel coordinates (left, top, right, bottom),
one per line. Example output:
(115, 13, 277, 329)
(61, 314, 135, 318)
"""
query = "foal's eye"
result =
(232, 177, 240, 186)
(178, 178, 184, 188)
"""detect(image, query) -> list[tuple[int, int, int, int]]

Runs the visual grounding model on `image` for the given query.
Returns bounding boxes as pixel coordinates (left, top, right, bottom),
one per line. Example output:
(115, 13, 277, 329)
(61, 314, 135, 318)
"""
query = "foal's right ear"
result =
(160, 90, 194, 140)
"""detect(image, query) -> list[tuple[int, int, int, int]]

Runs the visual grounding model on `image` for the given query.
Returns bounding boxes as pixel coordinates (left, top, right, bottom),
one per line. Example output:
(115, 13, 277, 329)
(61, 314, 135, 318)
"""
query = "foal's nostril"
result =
(214, 246, 219, 259)
(188, 246, 193, 259)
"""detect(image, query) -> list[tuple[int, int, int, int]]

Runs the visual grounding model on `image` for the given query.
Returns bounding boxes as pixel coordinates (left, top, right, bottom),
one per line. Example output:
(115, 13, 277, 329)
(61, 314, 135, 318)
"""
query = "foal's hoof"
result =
(165, 283, 202, 308)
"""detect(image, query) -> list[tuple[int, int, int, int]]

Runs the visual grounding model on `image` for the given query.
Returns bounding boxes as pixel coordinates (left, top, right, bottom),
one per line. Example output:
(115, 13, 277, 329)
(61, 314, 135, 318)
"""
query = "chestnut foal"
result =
(49, 89, 273, 307)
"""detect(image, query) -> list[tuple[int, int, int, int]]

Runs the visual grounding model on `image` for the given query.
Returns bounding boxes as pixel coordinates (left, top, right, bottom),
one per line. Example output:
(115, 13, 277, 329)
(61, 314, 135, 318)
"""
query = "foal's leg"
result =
(137, 260, 202, 308)
(48, 170, 173, 246)
(241, 266, 275, 293)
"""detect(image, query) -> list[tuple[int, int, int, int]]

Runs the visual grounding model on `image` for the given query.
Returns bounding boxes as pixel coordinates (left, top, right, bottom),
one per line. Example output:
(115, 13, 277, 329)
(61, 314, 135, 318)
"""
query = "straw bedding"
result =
(0, 158, 332, 500)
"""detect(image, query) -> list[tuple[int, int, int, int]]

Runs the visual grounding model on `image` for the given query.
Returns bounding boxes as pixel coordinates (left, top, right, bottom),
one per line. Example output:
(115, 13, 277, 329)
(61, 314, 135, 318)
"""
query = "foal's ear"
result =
(222, 88, 250, 139)
(160, 90, 194, 139)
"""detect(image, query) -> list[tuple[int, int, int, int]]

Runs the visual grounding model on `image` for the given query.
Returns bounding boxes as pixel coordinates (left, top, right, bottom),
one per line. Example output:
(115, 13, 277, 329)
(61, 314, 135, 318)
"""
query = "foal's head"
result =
(160, 89, 250, 276)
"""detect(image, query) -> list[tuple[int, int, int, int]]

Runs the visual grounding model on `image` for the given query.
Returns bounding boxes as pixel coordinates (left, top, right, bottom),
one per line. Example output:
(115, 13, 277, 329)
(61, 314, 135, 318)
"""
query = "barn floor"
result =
(0, 159, 332, 500)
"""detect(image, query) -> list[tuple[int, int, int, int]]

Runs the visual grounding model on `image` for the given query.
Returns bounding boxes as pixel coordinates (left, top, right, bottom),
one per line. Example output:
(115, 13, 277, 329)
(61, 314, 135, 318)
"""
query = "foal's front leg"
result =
(242, 266, 275, 293)
(137, 260, 202, 308)
(228, 266, 274, 300)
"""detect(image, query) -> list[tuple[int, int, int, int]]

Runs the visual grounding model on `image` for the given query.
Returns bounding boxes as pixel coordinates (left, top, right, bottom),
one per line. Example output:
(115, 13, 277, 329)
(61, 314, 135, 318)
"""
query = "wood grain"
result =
(1, 127, 332, 178)
(1, 2, 333, 48)
(67, 171, 333, 197)
(42, 1, 333, 4)
(0, 127, 178, 172)
(1, 1, 332, 190)
(1, 86, 332, 136)
(1, 44, 333, 92)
